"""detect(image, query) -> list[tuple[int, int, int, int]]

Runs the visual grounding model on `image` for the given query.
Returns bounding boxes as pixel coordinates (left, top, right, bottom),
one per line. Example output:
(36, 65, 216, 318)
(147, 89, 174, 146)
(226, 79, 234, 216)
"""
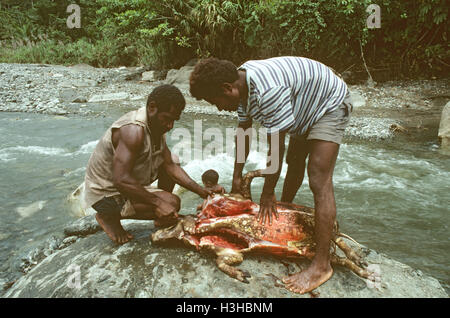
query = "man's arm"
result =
(112, 125, 172, 214)
(231, 120, 253, 193)
(258, 130, 286, 225)
(161, 141, 211, 199)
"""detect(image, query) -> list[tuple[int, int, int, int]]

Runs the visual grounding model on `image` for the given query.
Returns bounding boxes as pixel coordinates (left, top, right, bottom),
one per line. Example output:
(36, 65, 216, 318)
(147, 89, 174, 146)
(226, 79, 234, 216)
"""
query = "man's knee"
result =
(309, 176, 333, 197)
(307, 162, 333, 195)
(307, 142, 339, 195)
(160, 192, 181, 213)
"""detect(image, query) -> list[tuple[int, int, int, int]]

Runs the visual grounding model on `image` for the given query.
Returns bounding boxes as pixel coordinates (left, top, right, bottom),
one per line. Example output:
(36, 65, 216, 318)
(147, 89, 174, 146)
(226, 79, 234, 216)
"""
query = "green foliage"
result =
(364, 0, 449, 75)
(0, 0, 448, 77)
(0, 37, 124, 67)
(238, 0, 372, 65)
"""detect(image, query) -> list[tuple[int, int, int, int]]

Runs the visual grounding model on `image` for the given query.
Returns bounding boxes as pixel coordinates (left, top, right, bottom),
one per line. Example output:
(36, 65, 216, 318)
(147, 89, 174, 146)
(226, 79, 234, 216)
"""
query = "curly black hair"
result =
(189, 58, 239, 100)
(201, 169, 219, 185)
(147, 84, 185, 113)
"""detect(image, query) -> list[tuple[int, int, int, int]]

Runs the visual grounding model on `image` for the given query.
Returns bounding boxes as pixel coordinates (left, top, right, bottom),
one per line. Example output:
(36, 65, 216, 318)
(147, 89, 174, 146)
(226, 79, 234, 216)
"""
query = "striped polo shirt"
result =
(237, 56, 348, 136)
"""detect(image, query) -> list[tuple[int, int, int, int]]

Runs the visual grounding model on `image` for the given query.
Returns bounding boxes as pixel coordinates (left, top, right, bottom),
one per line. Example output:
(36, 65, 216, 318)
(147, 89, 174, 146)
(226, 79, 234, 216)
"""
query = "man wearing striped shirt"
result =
(189, 56, 353, 294)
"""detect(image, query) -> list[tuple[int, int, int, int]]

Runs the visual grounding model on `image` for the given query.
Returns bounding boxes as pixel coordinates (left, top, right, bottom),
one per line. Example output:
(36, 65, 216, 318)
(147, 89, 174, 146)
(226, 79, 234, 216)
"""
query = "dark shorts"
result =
(286, 93, 353, 165)
(92, 186, 163, 217)
(92, 195, 126, 216)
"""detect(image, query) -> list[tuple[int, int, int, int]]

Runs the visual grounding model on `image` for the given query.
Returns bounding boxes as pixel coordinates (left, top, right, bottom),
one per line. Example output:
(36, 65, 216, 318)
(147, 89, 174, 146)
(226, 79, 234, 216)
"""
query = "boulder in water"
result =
(438, 101, 450, 151)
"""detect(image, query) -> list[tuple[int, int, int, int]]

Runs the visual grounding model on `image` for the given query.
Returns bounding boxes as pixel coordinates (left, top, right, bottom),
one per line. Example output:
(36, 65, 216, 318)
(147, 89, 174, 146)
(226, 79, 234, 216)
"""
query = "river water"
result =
(0, 107, 449, 295)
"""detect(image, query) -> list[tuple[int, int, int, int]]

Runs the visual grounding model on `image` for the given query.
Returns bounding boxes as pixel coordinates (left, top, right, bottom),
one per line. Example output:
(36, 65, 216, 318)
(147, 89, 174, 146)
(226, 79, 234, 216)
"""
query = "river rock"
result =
(72, 97, 88, 103)
(71, 79, 98, 88)
(3, 218, 447, 298)
(142, 71, 156, 82)
(59, 89, 88, 103)
(115, 67, 148, 82)
(88, 92, 130, 103)
(165, 66, 194, 87)
(16, 236, 63, 274)
(63, 215, 101, 237)
(61, 236, 79, 247)
(349, 90, 366, 108)
(438, 101, 450, 150)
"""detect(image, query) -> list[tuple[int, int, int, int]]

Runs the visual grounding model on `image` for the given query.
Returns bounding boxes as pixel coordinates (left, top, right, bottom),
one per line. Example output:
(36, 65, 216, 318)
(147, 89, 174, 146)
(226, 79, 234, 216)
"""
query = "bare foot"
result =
(95, 213, 133, 244)
(282, 264, 333, 294)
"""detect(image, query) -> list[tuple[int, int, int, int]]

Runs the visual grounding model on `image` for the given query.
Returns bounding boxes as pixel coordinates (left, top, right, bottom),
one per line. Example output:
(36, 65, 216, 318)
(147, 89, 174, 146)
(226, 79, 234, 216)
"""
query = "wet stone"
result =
(63, 215, 101, 237)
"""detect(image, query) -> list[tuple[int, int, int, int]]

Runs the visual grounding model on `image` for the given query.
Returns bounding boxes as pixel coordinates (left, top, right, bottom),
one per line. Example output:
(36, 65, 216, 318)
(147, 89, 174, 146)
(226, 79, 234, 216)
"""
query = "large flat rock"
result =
(4, 217, 447, 298)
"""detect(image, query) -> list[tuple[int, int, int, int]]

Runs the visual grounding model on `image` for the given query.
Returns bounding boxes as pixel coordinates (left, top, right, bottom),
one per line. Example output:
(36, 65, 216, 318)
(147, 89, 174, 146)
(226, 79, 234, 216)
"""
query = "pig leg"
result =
(330, 255, 371, 280)
(334, 237, 367, 267)
(215, 249, 251, 283)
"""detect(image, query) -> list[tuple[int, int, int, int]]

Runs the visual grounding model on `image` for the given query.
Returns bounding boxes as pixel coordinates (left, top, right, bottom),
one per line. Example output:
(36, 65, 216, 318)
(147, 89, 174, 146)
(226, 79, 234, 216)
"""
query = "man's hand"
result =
(205, 184, 226, 195)
(161, 146, 226, 200)
(231, 175, 242, 194)
(258, 192, 278, 225)
(198, 188, 214, 199)
(200, 184, 225, 199)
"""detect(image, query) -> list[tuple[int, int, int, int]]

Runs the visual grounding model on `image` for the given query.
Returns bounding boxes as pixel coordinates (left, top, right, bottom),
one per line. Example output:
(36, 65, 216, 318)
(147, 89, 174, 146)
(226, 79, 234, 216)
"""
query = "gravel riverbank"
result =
(1, 63, 448, 142)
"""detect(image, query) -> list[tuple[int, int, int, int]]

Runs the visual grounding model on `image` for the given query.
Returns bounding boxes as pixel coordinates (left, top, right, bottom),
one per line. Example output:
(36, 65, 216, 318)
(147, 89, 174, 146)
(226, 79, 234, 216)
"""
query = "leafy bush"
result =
(0, 0, 448, 78)
(0, 37, 125, 67)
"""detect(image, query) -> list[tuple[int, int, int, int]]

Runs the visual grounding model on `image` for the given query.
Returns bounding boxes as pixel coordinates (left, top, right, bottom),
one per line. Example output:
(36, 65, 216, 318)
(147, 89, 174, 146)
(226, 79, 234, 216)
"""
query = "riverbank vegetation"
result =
(0, 0, 448, 79)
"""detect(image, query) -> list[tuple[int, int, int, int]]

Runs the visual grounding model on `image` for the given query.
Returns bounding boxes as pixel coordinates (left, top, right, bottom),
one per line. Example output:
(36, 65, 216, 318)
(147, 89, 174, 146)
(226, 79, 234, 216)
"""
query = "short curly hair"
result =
(202, 169, 219, 185)
(147, 84, 185, 113)
(189, 58, 239, 100)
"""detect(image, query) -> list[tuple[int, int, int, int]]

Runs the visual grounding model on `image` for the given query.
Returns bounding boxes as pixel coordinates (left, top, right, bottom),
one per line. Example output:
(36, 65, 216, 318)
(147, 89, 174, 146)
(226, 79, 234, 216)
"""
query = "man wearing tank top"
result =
(189, 56, 354, 294)
(84, 85, 216, 245)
